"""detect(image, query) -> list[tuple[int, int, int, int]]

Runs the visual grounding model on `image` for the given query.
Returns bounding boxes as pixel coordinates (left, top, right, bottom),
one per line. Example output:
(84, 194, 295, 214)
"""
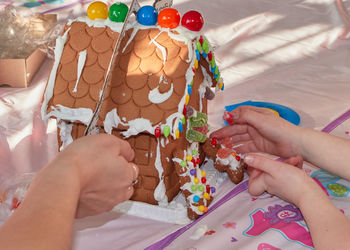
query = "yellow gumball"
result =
(87, 1, 108, 20)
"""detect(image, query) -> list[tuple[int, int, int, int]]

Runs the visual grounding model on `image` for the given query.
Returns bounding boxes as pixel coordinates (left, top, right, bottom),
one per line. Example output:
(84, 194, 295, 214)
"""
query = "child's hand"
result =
(245, 153, 314, 206)
(46, 134, 138, 218)
(210, 106, 302, 159)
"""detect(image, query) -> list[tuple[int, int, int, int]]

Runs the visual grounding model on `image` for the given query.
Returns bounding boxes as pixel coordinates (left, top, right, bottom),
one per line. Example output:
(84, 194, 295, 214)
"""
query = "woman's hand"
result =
(48, 134, 139, 218)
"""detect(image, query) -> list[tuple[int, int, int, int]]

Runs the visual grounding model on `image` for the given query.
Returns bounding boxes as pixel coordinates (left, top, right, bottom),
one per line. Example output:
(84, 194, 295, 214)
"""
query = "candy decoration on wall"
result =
(137, 5, 158, 26)
(109, 2, 129, 22)
(87, 1, 109, 20)
(181, 10, 204, 31)
(157, 8, 180, 29)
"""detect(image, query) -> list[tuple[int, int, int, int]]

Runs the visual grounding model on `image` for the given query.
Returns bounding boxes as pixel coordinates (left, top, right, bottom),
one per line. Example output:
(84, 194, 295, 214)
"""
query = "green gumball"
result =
(109, 3, 128, 22)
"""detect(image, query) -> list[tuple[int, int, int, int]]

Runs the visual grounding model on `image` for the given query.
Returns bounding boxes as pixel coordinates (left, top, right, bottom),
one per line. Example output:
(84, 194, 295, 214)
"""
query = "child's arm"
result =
(245, 153, 350, 250)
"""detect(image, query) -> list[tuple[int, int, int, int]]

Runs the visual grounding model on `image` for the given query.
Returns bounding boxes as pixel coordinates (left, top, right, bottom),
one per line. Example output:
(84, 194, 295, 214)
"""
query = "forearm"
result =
(0, 163, 80, 250)
(298, 182, 350, 250)
(297, 128, 350, 180)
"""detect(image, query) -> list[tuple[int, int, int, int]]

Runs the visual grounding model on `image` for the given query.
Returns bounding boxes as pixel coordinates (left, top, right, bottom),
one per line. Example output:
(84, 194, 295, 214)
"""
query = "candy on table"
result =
(109, 2, 129, 22)
(181, 10, 204, 31)
(87, 1, 109, 20)
(137, 5, 158, 26)
(158, 8, 180, 29)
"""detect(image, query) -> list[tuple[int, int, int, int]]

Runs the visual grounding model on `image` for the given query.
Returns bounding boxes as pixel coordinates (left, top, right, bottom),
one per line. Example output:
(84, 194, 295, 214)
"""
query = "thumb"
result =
(244, 153, 280, 175)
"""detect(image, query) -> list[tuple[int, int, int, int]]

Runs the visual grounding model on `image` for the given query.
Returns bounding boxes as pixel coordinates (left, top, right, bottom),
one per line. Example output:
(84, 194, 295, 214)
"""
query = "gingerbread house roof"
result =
(42, 18, 220, 138)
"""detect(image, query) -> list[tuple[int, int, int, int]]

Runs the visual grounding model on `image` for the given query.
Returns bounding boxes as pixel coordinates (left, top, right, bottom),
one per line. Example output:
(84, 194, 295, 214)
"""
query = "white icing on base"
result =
(216, 151, 241, 170)
(73, 50, 87, 93)
(103, 108, 126, 134)
(148, 83, 173, 104)
(121, 118, 155, 138)
(57, 121, 73, 151)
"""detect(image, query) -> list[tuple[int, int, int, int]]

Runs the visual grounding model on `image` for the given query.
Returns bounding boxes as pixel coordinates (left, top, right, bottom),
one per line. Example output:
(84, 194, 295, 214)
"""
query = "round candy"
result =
(193, 195, 200, 202)
(87, 1, 108, 20)
(137, 5, 158, 26)
(109, 3, 128, 22)
(198, 185, 204, 192)
(158, 8, 180, 29)
(217, 148, 231, 159)
(181, 10, 204, 31)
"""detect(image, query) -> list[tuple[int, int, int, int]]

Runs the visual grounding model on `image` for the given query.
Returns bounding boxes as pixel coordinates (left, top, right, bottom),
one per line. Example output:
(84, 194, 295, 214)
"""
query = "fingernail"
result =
(244, 155, 254, 164)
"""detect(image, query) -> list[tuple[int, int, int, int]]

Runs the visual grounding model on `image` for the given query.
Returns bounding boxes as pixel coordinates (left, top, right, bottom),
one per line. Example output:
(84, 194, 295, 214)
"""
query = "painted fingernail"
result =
(244, 155, 254, 164)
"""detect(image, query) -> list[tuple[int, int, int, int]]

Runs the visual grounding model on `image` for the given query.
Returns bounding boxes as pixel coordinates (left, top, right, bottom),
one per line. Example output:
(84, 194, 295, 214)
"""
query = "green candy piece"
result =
(191, 79, 194, 86)
(186, 129, 207, 143)
(327, 183, 348, 196)
(202, 39, 209, 54)
(189, 111, 208, 128)
(181, 116, 186, 125)
(180, 160, 187, 167)
(214, 67, 219, 75)
(196, 112, 208, 122)
(163, 125, 170, 137)
(210, 58, 216, 68)
(196, 41, 202, 52)
(215, 72, 221, 82)
(191, 185, 197, 192)
(109, 3, 128, 22)
(198, 185, 204, 192)
(192, 149, 198, 156)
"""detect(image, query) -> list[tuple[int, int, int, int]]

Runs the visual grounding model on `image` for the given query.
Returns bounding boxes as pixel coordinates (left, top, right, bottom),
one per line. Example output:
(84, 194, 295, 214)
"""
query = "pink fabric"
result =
(1, 0, 350, 249)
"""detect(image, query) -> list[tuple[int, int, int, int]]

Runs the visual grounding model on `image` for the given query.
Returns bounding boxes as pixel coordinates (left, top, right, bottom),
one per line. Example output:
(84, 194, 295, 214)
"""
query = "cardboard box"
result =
(0, 48, 46, 88)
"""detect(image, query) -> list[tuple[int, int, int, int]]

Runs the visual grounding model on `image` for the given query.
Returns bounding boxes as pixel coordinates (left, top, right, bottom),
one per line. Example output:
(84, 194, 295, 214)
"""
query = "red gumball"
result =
(181, 10, 204, 32)
(158, 8, 181, 29)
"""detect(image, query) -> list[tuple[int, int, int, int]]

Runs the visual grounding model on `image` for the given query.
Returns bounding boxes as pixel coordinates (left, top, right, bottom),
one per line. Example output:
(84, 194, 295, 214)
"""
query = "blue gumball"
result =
(137, 6, 158, 26)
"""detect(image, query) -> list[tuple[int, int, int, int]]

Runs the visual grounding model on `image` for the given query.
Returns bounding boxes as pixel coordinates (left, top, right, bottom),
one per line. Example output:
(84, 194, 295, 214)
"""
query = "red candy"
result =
(199, 36, 203, 45)
(196, 158, 201, 165)
(236, 155, 241, 161)
(181, 10, 204, 32)
(217, 148, 232, 159)
(191, 158, 196, 167)
(183, 105, 187, 116)
(206, 184, 210, 193)
(155, 126, 161, 138)
(210, 137, 217, 146)
(223, 111, 234, 125)
(158, 8, 181, 29)
(201, 177, 207, 183)
(208, 51, 213, 61)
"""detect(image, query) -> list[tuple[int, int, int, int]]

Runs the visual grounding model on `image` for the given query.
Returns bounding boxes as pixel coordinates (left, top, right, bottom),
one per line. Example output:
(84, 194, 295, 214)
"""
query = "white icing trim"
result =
(73, 50, 87, 93)
(148, 83, 173, 104)
(46, 105, 93, 125)
(149, 33, 167, 65)
(41, 27, 71, 121)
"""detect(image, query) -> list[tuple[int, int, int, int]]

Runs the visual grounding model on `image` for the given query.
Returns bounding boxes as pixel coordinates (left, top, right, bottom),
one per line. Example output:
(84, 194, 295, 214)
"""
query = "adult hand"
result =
(48, 134, 138, 218)
(245, 153, 318, 207)
(210, 106, 303, 158)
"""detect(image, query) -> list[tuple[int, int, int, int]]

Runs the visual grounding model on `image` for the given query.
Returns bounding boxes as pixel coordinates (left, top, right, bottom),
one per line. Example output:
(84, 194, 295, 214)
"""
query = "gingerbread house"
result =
(41, 16, 236, 220)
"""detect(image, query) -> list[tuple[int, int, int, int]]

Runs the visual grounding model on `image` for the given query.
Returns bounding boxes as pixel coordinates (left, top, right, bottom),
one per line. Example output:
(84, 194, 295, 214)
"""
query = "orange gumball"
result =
(158, 8, 180, 29)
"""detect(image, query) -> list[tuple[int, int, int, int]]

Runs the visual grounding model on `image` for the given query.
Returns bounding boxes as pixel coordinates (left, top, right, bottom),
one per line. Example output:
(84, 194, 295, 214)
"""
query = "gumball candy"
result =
(137, 5, 158, 26)
(87, 1, 108, 20)
(158, 8, 180, 29)
(181, 10, 204, 31)
(109, 3, 128, 22)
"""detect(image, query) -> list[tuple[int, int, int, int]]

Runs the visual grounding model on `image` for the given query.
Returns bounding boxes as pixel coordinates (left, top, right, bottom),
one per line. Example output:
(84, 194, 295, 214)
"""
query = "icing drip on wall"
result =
(73, 50, 87, 93)
(148, 83, 174, 104)
(154, 139, 169, 206)
(149, 33, 167, 65)
(46, 105, 93, 125)
(41, 27, 71, 121)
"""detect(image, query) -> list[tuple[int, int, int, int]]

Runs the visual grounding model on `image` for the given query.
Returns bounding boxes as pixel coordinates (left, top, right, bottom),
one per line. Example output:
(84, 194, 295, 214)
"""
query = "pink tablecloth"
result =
(1, 0, 350, 249)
